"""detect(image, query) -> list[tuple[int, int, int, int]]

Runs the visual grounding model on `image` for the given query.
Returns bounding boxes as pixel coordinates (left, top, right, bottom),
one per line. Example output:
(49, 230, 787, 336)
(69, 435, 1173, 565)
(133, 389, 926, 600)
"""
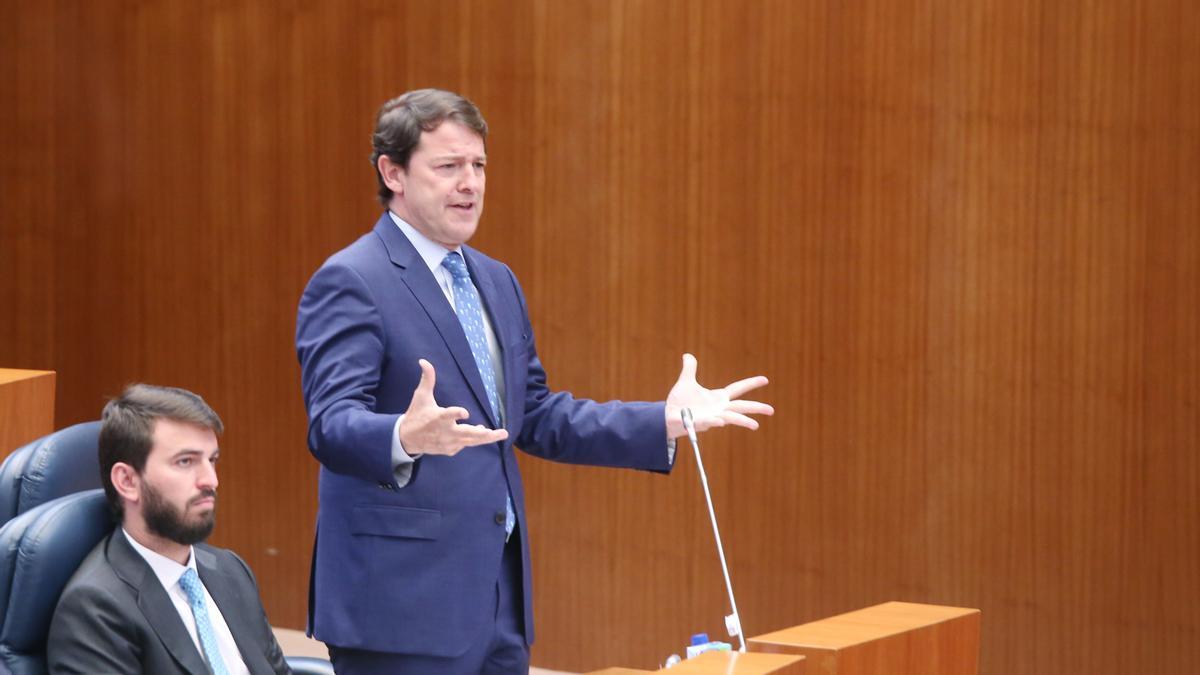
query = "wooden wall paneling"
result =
(520, 1, 697, 664)
(204, 2, 314, 624)
(1, 3, 56, 373)
(1028, 3, 1166, 672)
(1, 1, 1197, 673)
(922, 2, 1042, 672)
(1113, 0, 1200, 670)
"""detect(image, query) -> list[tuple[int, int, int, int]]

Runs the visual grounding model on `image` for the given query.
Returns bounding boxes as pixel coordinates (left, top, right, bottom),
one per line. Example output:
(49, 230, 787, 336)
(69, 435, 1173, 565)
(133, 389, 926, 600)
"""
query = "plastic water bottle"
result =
(685, 632, 733, 659)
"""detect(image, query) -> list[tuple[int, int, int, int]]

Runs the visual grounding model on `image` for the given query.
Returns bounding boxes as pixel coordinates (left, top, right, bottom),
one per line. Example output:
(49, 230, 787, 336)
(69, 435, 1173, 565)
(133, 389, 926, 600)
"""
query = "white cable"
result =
(681, 408, 747, 653)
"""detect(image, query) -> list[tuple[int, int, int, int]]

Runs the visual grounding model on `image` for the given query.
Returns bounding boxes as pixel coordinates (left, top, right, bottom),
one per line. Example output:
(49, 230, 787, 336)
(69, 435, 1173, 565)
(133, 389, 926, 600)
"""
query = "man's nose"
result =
(197, 460, 219, 489)
(459, 166, 483, 192)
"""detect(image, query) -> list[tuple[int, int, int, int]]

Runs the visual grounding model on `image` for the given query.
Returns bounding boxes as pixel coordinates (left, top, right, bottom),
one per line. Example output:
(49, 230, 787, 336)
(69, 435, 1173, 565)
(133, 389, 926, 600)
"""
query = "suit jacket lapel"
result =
(197, 548, 267, 674)
(374, 215, 501, 427)
(107, 532, 211, 675)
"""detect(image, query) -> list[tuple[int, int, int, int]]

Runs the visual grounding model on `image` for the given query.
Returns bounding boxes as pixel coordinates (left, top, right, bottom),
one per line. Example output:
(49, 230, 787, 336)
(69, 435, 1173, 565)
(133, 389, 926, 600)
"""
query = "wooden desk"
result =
(588, 650, 804, 674)
(0, 368, 56, 458)
(749, 601, 979, 675)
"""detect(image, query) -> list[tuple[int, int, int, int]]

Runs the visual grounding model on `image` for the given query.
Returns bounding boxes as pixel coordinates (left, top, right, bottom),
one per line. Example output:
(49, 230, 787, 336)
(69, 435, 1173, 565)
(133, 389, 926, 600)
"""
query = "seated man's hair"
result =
(98, 384, 223, 518)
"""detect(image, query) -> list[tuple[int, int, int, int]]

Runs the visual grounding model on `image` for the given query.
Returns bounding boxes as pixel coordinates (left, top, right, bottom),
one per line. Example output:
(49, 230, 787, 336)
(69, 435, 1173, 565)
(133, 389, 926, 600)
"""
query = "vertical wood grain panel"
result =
(0, 1, 56, 369)
(1, 1, 1196, 673)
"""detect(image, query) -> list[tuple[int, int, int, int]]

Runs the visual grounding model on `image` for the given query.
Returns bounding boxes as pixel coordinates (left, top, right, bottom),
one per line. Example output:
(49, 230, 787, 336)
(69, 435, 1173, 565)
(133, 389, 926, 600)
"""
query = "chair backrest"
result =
(0, 446, 33, 526)
(0, 422, 102, 524)
(0, 490, 112, 675)
(285, 656, 337, 675)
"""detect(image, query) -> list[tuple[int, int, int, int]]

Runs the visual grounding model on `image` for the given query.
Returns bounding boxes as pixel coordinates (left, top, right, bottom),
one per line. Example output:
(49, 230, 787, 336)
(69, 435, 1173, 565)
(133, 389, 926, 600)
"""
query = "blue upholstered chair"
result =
(287, 656, 337, 674)
(0, 422, 102, 524)
(0, 490, 111, 674)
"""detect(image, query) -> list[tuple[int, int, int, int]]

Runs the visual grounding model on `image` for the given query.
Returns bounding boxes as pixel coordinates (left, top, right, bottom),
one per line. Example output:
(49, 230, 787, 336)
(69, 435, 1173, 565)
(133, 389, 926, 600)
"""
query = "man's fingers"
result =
(450, 424, 509, 446)
(691, 402, 772, 433)
(720, 411, 760, 430)
(723, 375, 769, 399)
(727, 400, 775, 417)
(409, 420, 507, 457)
(439, 406, 470, 422)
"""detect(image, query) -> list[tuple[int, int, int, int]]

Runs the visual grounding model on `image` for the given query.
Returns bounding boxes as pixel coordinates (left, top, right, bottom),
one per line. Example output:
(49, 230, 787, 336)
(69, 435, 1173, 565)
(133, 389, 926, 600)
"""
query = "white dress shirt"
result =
(122, 529, 251, 675)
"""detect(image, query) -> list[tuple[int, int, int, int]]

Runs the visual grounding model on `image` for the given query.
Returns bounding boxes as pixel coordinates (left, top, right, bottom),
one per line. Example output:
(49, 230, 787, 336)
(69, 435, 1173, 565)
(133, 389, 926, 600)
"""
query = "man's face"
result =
(386, 121, 486, 248)
(135, 419, 219, 545)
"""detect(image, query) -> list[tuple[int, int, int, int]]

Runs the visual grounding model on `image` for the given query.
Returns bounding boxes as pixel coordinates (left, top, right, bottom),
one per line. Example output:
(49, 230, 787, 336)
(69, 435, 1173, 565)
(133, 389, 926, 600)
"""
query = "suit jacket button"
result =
(494, 511, 506, 525)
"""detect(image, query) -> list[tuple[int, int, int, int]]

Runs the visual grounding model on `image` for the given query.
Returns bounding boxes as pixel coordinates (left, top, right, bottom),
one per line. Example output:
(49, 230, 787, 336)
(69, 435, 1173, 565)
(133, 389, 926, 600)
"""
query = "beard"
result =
(142, 481, 217, 546)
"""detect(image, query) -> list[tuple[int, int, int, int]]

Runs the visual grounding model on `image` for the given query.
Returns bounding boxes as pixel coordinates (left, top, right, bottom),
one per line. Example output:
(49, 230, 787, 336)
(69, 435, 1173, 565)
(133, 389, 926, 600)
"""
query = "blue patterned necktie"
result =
(442, 251, 516, 538)
(178, 568, 229, 675)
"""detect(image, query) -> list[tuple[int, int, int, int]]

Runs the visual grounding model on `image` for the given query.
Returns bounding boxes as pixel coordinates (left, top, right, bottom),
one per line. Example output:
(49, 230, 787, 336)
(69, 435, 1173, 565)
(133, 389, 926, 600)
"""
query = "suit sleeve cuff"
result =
(391, 416, 417, 487)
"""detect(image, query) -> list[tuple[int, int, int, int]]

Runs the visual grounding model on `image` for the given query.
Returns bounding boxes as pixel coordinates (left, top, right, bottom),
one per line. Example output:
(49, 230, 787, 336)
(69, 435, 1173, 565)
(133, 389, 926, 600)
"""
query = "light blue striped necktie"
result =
(442, 251, 516, 538)
(178, 568, 229, 675)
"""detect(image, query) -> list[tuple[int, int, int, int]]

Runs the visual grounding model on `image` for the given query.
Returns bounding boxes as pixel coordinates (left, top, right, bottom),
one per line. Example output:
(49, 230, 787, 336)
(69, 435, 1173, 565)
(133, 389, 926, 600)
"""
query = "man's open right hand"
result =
(398, 359, 508, 456)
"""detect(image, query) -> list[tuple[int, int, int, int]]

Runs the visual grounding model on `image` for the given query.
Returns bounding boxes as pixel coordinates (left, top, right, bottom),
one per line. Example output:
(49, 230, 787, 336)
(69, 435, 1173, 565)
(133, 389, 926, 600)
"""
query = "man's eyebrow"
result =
(429, 153, 487, 162)
(169, 448, 219, 459)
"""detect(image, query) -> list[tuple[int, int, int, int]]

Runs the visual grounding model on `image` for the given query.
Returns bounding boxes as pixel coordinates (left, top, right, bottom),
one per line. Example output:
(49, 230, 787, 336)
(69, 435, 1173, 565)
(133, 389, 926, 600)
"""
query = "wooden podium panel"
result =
(588, 650, 804, 675)
(678, 651, 805, 674)
(0, 369, 56, 459)
(749, 602, 979, 675)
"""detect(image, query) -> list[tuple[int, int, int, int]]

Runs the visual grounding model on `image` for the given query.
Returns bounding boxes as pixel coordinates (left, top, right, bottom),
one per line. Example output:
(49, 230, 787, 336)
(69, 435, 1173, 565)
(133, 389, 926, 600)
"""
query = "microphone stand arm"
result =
(681, 408, 747, 653)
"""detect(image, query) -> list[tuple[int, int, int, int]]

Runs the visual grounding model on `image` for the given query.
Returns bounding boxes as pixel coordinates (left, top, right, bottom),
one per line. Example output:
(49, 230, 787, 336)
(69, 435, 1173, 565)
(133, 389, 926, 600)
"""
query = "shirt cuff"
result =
(667, 437, 676, 466)
(391, 415, 418, 487)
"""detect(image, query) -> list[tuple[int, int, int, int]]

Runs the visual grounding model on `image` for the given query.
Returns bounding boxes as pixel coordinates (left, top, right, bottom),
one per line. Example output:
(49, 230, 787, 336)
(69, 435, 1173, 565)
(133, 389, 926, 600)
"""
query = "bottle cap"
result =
(690, 633, 709, 646)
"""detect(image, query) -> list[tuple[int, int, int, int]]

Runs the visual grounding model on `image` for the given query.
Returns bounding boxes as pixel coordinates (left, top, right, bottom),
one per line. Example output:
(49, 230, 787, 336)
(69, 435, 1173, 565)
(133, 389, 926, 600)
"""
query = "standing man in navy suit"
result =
(296, 88, 773, 674)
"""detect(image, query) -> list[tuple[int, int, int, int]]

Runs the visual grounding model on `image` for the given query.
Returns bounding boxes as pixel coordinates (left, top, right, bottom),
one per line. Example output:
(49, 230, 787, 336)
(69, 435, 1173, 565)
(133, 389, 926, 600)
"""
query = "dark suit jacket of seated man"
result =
(48, 384, 290, 675)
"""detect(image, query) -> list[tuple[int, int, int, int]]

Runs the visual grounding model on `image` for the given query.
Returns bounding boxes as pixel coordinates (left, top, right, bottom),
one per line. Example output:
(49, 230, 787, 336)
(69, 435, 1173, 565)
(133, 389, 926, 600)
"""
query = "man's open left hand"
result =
(664, 353, 773, 439)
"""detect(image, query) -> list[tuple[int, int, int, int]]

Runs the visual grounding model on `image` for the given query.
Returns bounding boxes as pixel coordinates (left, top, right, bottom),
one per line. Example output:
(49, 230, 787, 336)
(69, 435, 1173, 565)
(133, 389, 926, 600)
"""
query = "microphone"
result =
(681, 408, 747, 653)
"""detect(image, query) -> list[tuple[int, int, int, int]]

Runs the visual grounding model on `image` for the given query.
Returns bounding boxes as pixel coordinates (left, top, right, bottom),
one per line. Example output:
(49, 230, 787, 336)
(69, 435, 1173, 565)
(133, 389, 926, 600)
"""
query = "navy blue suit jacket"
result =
(296, 213, 672, 656)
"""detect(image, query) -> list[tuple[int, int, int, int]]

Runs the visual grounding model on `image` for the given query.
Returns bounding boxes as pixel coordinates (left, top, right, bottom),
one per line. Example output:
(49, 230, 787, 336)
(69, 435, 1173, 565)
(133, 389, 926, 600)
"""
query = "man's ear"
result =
(111, 462, 141, 506)
(378, 155, 406, 196)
